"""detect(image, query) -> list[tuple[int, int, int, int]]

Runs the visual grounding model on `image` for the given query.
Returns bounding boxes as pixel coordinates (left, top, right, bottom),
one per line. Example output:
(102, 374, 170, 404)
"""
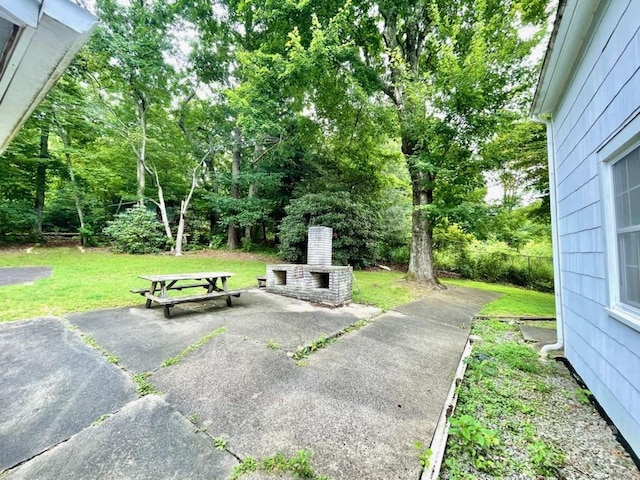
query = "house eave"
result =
(0, 0, 97, 153)
(531, 0, 602, 116)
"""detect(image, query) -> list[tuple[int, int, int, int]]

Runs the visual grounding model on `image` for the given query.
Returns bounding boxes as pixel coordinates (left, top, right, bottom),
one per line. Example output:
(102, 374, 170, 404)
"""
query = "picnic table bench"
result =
(132, 272, 247, 318)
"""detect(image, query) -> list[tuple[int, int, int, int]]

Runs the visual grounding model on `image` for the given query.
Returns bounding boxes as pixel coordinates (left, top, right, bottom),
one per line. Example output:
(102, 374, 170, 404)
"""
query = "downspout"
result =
(531, 114, 565, 357)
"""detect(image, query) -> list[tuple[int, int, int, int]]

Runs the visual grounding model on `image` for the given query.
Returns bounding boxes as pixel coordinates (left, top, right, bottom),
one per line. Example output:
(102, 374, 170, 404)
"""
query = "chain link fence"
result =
(435, 249, 554, 293)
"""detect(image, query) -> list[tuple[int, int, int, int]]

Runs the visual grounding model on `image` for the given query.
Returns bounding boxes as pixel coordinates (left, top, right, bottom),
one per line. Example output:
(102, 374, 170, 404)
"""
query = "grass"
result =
(0, 247, 269, 321)
(441, 278, 556, 317)
(0, 247, 555, 321)
(351, 271, 425, 310)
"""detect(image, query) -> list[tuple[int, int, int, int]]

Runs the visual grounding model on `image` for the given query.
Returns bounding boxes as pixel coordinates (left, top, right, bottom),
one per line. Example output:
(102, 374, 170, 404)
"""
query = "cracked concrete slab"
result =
(152, 290, 479, 480)
(66, 292, 379, 372)
(0, 318, 137, 471)
(66, 306, 228, 373)
(393, 285, 500, 329)
(3, 286, 493, 479)
(0, 267, 52, 286)
(5, 395, 238, 480)
(224, 291, 380, 351)
(520, 324, 557, 344)
(152, 333, 300, 441)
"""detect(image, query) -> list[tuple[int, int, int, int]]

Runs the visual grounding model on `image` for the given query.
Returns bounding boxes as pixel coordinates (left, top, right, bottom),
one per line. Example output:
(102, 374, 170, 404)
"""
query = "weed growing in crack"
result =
(261, 452, 289, 473)
(289, 449, 315, 478)
(292, 317, 376, 364)
(162, 326, 226, 367)
(293, 335, 335, 361)
(230, 450, 328, 479)
(187, 413, 200, 423)
(133, 372, 159, 396)
(213, 437, 227, 451)
(91, 414, 110, 426)
(82, 336, 119, 364)
(267, 338, 280, 350)
(414, 441, 432, 468)
(230, 456, 258, 479)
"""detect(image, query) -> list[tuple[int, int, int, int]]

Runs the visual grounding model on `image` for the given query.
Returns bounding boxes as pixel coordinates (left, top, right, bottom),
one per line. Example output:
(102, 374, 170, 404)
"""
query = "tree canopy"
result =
(0, 0, 552, 285)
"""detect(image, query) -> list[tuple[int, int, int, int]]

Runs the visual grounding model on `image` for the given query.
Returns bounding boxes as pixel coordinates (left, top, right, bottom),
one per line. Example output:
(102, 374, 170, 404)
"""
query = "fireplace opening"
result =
(310, 272, 330, 289)
(274, 270, 287, 285)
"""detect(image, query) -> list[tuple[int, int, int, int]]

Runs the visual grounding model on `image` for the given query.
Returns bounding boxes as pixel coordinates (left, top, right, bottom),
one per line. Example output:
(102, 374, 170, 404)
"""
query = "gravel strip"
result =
(538, 364, 639, 480)
(439, 320, 640, 480)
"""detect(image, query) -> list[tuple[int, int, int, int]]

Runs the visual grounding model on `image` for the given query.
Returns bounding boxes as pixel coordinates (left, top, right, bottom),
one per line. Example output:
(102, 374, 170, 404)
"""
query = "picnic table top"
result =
(138, 272, 235, 282)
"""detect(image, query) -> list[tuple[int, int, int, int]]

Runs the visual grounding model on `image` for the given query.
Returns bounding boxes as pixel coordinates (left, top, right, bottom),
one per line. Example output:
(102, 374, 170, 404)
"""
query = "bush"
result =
(43, 187, 81, 232)
(279, 192, 379, 268)
(0, 199, 37, 236)
(434, 243, 554, 293)
(103, 205, 168, 254)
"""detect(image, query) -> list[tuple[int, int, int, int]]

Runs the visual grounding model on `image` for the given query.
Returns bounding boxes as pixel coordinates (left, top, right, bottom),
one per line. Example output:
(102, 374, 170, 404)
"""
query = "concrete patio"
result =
(0, 287, 497, 479)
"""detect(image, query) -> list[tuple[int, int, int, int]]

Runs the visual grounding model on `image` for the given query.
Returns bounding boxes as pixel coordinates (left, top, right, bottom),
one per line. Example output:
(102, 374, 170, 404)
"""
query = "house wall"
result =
(551, 0, 640, 454)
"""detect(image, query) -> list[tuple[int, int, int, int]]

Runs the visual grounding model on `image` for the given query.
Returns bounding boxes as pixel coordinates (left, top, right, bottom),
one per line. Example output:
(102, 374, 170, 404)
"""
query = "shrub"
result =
(279, 193, 379, 268)
(103, 205, 168, 254)
(434, 243, 554, 293)
(0, 199, 37, 236)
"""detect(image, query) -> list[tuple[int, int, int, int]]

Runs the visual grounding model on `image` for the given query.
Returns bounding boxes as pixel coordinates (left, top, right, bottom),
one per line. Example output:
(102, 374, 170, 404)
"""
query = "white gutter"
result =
(531, 115, 565, 357)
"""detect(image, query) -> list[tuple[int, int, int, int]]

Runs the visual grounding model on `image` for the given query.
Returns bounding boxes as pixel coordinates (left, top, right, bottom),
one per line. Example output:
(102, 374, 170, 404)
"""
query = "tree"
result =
(246, 0, 548, 285)
(482, 118, 549, 218)
(91, 0, 175, 204)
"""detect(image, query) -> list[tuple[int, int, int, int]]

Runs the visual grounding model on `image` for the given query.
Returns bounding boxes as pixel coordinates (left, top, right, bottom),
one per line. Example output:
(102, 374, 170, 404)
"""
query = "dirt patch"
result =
(182, 249, 280, 262)
(0, 242, 280, 262)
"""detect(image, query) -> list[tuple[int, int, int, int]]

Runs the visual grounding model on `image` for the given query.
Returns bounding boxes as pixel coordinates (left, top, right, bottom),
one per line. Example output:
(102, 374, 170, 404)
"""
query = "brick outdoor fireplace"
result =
(266, 226, 352, 306)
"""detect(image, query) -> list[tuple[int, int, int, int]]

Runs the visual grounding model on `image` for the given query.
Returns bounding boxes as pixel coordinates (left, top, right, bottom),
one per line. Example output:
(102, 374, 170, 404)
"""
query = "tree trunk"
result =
(244, 181, 255, 241)
(35, 126, 49, 236)
(407, 178, 439, 285)
(60, 131, 86, 243)
(227, 127, 241, 250)
(174, 161, 202, 256)
(135, 98, 147, 205)
(65, 150, 86, 241)
(154, 176, 174, 250)
(403, 137, 440, 286)
(175, 200, 187, 256)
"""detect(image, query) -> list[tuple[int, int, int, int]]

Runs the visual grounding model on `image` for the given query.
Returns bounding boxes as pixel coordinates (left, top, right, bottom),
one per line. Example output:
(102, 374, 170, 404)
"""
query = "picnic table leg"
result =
(226, 295, 232, 307)
(221, 276, 228, 292)
(163, 305, 171, 318)
(160, 281, 168, 298)
(145, 281, 157, 308)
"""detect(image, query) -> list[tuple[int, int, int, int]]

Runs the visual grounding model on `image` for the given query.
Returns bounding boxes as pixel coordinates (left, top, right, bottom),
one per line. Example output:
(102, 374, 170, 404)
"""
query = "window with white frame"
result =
(613, 145, 640, 309)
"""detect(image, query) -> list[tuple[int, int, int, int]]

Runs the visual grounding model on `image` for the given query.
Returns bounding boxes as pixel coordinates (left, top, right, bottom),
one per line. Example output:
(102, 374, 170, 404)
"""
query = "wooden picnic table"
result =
(132, 272, 247, 318)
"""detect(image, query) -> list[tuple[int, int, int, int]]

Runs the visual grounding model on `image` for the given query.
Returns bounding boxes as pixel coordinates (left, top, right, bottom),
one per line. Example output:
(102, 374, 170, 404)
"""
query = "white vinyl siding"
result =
(546, 0, 640, 456)
(613, 146, 640, 309)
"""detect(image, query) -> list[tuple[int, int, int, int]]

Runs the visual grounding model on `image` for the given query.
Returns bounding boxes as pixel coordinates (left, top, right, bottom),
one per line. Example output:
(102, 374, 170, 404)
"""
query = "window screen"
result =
(613, 146, 640, 308)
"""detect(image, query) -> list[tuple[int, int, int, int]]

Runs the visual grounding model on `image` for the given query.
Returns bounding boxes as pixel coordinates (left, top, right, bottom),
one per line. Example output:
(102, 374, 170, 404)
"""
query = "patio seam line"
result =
(388, 306, 475, 332)
(284, 309, 386, 361)
(0, 401, 135, 475)
(57, 316, 138, 378)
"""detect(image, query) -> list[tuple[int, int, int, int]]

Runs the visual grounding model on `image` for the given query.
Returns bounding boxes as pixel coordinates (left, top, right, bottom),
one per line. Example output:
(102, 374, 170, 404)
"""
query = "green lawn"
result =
(441, 278, 556, 317)
(0, 248, 269, 321)
(0, 248, 555, 321)
(351, 271, 425, 310)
